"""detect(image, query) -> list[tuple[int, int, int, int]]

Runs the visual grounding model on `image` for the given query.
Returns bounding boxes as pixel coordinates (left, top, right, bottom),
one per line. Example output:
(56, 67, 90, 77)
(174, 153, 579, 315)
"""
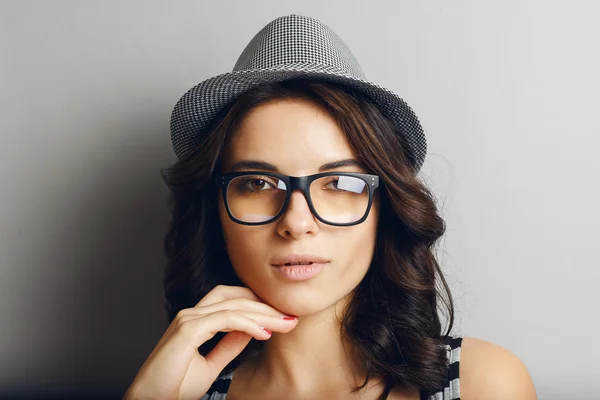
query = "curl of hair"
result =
(160, 79, 454, 399)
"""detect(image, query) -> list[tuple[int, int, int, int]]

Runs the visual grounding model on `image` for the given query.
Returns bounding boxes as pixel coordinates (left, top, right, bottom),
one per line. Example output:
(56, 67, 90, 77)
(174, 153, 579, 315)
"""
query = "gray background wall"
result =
(1, 1, 598, 399)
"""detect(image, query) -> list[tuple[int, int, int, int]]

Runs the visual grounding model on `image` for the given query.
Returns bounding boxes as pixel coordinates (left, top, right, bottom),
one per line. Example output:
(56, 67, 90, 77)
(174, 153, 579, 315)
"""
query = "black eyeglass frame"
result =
(215, 171, 380, 227)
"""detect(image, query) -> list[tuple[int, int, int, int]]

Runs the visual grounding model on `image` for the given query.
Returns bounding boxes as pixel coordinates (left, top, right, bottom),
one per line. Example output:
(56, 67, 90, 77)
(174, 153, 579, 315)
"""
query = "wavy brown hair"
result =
(160, 79, 454, 399)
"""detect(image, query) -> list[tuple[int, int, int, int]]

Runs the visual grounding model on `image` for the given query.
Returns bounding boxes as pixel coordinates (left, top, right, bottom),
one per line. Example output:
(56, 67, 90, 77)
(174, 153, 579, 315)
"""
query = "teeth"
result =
(284, 261, 313, 266)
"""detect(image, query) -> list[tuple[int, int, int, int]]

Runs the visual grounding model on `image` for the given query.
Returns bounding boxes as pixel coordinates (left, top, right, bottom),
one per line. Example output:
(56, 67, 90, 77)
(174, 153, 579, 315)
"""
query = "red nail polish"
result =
(261, 327, 272, 335)
(283, 316, 297, 320)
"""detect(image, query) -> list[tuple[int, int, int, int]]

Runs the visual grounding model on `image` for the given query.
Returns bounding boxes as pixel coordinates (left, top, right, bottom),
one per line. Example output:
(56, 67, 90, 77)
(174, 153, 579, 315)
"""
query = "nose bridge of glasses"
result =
(286, 175, 312, 205)
(287, 175, 310, 192)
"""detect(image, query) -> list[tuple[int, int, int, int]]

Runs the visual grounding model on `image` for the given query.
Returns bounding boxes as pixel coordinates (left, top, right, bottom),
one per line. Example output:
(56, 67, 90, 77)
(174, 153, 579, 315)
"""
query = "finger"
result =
(165, 298, 284, 346)
(173, 310, 273, 349)
(185, 298, 290, 319)
(195, 285, 262, 308)
(177, 311, 298, 334)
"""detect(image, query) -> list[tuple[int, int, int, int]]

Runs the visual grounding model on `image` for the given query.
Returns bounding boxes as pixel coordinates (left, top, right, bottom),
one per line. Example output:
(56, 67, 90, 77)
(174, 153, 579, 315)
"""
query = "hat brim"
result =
(169, 63, 426, 171)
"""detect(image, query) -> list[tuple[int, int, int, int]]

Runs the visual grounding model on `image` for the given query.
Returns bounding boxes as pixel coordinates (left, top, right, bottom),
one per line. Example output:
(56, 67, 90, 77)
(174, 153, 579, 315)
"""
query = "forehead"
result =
(222, 98, 358, 173)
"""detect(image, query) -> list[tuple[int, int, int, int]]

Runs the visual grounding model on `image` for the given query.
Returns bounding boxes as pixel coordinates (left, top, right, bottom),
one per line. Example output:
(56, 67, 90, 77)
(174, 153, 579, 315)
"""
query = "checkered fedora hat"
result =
(170, 14, 427, 172)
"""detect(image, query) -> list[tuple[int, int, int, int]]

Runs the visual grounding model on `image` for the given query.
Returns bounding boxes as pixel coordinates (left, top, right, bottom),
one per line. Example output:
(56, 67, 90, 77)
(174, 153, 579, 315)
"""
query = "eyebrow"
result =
(229, 159, 367, 173)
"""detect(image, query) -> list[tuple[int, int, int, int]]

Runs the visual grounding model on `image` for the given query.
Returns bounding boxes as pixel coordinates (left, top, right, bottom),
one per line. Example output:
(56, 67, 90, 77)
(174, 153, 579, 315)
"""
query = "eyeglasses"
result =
(215, 171, 380, 226)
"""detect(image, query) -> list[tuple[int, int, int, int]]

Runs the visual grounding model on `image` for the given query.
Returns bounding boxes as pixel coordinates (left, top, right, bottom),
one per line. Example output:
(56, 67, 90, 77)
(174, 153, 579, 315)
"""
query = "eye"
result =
(321, 175, 367, 194)
(323, 177, 341, 190)
(241, 176, 276, 191)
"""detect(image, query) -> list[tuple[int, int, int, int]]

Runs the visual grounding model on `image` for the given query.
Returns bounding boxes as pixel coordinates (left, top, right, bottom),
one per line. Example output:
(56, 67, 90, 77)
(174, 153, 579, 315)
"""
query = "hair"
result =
(160, 78, 454, 399)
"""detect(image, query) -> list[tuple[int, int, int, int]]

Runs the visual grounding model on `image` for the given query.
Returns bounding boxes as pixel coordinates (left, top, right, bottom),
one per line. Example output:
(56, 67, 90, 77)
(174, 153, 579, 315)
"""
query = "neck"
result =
(240, 296, 382, 397)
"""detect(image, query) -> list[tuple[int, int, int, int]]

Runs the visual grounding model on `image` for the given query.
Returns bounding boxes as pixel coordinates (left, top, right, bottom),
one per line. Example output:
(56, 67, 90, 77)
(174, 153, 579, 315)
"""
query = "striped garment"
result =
(201, 335, 462, 400)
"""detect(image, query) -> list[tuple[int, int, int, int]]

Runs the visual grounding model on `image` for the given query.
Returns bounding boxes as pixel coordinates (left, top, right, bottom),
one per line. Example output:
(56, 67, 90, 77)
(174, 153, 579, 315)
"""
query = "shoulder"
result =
(458, 336, 537, 400)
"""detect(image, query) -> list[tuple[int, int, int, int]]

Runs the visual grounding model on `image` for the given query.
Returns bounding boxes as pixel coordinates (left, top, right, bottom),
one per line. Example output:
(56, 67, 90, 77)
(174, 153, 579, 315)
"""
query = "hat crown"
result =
(233, 14, 366, 79)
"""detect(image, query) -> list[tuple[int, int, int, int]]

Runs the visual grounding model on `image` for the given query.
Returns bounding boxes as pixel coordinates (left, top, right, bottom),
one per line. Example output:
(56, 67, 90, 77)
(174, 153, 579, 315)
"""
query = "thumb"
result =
(205, 331, 253, 377)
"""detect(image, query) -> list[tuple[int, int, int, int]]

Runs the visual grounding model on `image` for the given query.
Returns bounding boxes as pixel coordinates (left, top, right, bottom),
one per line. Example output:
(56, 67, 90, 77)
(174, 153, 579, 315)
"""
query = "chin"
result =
(262, 289, 341, 317)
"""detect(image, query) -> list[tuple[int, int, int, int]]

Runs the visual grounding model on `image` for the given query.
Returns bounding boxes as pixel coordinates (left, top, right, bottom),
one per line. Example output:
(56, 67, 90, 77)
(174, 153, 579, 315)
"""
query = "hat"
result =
(169, 14, 427, 172)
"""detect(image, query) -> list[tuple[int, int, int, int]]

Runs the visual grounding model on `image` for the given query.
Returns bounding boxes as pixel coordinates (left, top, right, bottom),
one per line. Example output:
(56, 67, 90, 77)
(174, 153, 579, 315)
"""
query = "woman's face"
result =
(218, 97, 379, 316)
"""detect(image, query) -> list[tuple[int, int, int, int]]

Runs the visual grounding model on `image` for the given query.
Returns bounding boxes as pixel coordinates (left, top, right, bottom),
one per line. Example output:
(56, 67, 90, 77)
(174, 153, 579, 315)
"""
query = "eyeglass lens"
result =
(226, 174, 370, 224)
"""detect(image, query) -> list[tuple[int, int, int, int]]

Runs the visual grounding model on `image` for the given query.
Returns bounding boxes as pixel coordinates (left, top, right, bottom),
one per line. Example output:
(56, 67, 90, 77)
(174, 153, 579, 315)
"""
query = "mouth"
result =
(272, 262, 328, 281)
(271, 254, 329, 266)
(271, 254, 330, 281)
(280, 261, 316, 266)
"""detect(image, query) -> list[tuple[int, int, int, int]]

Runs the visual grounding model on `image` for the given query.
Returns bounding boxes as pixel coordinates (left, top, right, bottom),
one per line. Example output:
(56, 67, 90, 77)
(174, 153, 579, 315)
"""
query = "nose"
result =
(276, 190, 320, 239)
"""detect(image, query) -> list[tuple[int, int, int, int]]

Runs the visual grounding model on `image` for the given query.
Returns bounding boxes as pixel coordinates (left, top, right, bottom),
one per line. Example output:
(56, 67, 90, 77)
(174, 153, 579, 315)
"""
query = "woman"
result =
(125, 15, 536, 400)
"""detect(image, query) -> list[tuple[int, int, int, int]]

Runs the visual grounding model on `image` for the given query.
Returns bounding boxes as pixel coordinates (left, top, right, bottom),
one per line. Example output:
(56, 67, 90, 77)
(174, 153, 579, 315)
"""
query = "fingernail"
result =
(261, 327, 272, 335)
(283, 316, 297, 320)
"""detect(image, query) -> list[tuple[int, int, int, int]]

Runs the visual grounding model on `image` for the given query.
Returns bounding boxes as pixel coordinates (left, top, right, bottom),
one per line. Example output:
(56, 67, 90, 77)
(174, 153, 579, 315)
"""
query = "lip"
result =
(271, 254, 330, 281)
(273, 263, 328, 281)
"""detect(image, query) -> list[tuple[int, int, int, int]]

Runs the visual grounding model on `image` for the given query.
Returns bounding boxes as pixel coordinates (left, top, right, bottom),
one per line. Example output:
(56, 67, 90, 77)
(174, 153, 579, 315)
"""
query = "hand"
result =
(123, 285, 298, 400)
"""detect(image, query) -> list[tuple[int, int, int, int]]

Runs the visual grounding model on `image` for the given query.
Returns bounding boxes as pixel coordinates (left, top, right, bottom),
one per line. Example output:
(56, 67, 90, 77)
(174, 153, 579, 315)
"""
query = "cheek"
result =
(344, 220, 378, 269)
(339, 204, 379, 276)
(219, 199, 269, 279)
